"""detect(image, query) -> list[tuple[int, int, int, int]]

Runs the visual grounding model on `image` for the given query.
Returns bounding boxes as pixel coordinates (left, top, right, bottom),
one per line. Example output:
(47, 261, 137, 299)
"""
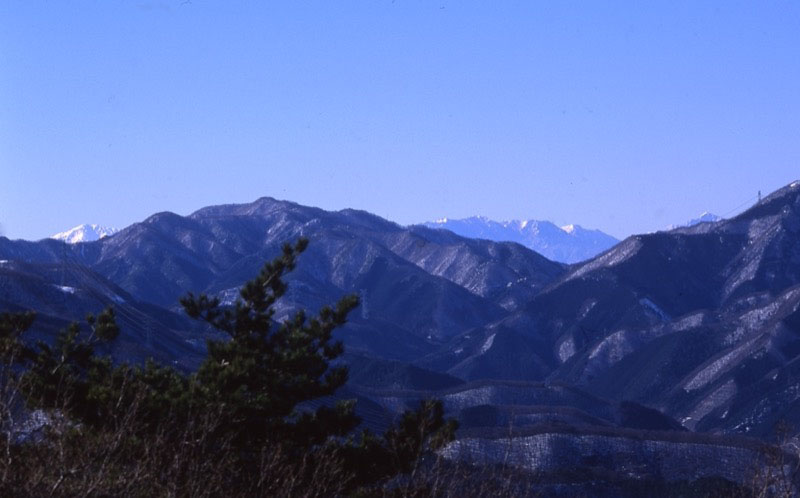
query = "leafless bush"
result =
(740, 422, 800, 498)
(0, 376, 354, 497)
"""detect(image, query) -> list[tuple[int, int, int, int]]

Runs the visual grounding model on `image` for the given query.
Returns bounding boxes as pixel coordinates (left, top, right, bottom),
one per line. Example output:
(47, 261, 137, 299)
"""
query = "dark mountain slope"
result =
(450, 182, 800, 379)
(0, 259, 205, 369)
(0, 197, 565, 363)
(183, 199, 564, 309)
(7, 183, 800, 442)
(412, 181, 800, 437)
(582, 284, 800, 437)
(379, 225, 564, 309)
(525, 181, 800, 436)
(350, 378, 684, 437)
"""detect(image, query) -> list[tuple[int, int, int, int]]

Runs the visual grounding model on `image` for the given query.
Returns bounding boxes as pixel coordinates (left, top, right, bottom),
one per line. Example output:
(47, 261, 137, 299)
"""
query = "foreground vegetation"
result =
(0, 239, 458, 496)
(0, 238, 795, 497)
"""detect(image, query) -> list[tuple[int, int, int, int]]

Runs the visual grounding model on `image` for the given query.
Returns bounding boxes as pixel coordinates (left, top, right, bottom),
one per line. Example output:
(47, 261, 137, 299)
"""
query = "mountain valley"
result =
(4, 182, 800, 491)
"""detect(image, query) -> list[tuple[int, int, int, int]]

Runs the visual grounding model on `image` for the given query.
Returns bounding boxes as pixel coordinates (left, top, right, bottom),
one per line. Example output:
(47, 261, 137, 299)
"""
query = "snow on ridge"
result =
(420, 216, 619, 263)
(51, 224, 119, 244)
(689, 212, 722, 225)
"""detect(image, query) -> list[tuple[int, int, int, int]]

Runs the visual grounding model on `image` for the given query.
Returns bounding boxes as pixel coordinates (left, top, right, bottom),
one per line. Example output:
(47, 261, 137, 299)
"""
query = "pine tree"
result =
(0, 239, 457, 495)
(180, 238, 363, 453)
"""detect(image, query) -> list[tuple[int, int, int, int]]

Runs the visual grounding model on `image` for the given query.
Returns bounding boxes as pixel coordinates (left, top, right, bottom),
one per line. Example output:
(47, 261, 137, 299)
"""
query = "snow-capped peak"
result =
(51, 224, 119, 244)
(684, 212, 722, 227)
(665, 212, 722, 231)
(420, 216, 619, 263)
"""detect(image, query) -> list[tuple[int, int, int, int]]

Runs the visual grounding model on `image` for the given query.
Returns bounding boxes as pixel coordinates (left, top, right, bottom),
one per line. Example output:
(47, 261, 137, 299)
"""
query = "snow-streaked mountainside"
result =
(7, 200, 564, 362)
(665, 212, 723, 231)
(51, 224, 119, 244)
(8, 182, 800, 488)
(421, 217, 619, 264)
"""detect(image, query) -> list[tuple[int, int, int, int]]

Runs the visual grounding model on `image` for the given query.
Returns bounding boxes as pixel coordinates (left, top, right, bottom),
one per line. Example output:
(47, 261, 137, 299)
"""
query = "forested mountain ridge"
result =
(0, 197, 564, 361)
(4, 182, 800, 492)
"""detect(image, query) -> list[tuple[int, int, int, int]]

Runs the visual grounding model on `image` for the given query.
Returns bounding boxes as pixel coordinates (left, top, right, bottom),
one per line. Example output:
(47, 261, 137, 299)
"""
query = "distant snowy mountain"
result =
(665, 212, 722, 231)
(51, 224, 119, 244)
(686, 212, 722, 226)
(420, 217, 619, 263)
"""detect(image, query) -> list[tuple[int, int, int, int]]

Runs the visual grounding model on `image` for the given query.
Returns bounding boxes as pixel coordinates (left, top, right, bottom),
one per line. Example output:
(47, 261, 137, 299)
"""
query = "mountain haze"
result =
(422, 216, 619, 263)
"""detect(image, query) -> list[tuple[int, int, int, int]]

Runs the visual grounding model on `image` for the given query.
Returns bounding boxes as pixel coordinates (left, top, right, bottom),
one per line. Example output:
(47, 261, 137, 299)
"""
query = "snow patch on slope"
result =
(480, 334, 496, 354)
(684, 380, 737, 430)
(639, 298, 671, 322)
(673, 312, 705, 331)
(557, 336, 576, 362)
(584, 329, 638, 379)
(684, 337, 761, 392)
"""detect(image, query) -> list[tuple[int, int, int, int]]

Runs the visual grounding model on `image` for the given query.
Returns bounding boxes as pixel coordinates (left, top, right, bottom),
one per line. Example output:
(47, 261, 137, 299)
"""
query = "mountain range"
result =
(4, 182, 800, 489)
(48, 212, 718, 266)
(421, 217, 619, 263)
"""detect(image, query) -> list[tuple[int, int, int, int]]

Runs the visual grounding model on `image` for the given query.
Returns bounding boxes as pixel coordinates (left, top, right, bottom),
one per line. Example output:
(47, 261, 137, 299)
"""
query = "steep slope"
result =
(8, 183, 800, 441)
(379, 225, 563, 310)
(0, 259, 206, 369)
(496, 181, 800, 436)
(0, 197, 565, 362)
(416, 182, 800, 436)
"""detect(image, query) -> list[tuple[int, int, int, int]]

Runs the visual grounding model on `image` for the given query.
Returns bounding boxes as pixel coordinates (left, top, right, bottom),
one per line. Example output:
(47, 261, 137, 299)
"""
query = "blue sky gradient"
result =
(2, 1, 799, 240)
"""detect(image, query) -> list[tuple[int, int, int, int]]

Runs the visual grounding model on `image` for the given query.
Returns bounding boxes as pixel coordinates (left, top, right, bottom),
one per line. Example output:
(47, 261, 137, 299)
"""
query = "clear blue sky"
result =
(2, 1, 799, 240)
